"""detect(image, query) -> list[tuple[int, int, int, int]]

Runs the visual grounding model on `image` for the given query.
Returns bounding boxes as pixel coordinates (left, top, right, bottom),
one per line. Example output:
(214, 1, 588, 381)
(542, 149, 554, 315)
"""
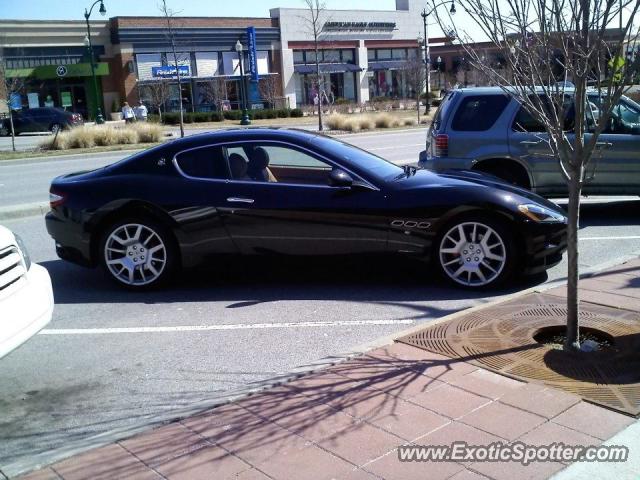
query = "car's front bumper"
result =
(0, 264, 54, 359)
(521, 223, 567, 275)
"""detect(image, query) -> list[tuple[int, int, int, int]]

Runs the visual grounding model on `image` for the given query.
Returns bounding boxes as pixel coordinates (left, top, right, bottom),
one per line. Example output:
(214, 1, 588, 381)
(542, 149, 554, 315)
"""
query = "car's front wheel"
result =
(50, 123, 62, 134)
(0, 123, 11, 136)
(435, 217, 516, 288)
(100, 219, 176, 289)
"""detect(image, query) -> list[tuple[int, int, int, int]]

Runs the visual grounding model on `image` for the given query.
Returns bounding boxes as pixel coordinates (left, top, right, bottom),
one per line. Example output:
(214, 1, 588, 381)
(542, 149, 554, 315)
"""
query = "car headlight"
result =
(14, 234, 32, 271)
(518, 204, 567, 224)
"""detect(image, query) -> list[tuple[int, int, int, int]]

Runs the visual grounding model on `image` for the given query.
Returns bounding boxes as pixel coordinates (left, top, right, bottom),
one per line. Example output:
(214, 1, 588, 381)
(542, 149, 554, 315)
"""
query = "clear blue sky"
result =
(2, 0, 400, 20)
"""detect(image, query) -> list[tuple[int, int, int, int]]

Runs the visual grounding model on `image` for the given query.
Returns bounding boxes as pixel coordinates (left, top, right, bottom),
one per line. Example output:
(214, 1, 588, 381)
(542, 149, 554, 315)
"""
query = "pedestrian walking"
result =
(122, 102, 135, 124)
(135, 102, 148, 122)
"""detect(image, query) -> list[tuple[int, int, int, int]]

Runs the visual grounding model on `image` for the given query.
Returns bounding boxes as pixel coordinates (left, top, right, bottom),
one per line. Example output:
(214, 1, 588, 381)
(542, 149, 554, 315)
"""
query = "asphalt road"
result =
(0, 129, 424, 207)
(1, 129, 640, 477)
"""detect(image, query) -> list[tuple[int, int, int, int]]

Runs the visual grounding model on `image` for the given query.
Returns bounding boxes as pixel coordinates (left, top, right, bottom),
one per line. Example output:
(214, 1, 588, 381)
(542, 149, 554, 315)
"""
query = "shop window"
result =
(306, 50, 317, 63)
(342, 50, 355, 63)
(377, 49, 392, 60)
(293, 50, 304, 64)
(392, 49, 407, 59)
(367, 50, 376, 60)
(324, 50, 340, 63)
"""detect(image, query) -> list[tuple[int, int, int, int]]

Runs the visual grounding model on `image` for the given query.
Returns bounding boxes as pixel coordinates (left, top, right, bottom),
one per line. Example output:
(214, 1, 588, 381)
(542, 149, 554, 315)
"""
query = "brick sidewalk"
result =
(18, 258, 640, 480)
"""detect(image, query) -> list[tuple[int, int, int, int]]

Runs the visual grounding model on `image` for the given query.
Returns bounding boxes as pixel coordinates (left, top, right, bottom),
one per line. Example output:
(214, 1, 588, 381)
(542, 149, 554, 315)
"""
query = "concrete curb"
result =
(0, 202, 49, 222)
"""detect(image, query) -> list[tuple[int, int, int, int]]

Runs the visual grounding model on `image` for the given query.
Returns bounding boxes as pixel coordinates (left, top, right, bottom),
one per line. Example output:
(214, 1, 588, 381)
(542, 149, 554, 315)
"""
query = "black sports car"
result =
(46, 128, 567, 290)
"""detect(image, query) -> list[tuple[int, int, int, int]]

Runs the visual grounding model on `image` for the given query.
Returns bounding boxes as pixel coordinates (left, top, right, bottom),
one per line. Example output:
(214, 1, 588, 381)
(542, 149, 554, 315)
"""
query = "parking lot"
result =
(1, 129, 640, 477)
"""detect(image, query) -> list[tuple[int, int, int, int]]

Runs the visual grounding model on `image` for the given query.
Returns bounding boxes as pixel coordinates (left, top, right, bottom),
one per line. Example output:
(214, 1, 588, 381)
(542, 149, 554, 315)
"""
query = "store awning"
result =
(294, 63, 362, 74)
(7, 62, 110, 79)
(368, 60, 408, 71)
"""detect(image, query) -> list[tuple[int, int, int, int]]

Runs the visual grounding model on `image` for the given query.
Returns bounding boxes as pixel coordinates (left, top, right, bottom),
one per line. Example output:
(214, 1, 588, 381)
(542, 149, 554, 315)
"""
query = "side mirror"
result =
(328, 168, 353, 188)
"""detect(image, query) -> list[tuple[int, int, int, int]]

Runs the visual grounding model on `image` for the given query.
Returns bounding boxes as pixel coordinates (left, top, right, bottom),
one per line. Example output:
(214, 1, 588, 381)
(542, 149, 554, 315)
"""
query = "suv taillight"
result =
(435, 134, 449, 157)
(49, 190, 66, 208)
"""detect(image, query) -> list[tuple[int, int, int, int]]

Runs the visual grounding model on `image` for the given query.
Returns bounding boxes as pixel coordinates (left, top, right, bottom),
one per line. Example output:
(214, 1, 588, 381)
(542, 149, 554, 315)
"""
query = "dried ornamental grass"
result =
(132, 122, 163, 143)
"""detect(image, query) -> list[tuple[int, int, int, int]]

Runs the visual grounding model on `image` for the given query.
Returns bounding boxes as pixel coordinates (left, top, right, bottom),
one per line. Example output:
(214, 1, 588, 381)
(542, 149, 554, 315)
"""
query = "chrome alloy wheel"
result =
(439, 221, 507, 287)
(104, 223, 167, 286)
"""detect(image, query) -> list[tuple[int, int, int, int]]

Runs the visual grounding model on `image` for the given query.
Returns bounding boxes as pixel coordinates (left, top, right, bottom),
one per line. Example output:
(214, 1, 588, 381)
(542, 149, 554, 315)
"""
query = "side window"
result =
(175, 145, 228, 179)
(451, 95, 510, 131)
(512, 106, 545, 132)
(227, 143, 333, 185)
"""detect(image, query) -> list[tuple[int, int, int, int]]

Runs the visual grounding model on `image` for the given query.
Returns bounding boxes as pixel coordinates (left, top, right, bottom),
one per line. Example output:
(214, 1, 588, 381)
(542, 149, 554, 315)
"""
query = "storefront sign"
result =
(151, 65, 190, 78)
(323, 22, 396, 32)
(61, 91, 72, 108)
(247, 26, 259, 82)
(56, 65, 68, 77)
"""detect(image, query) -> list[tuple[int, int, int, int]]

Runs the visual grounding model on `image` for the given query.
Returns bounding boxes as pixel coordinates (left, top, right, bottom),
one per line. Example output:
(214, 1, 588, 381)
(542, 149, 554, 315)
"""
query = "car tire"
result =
(50, 123, 62, 135)
(434, 215, 517, 289)
(99, 218, 177, 290)
(0, 124, 10, 136)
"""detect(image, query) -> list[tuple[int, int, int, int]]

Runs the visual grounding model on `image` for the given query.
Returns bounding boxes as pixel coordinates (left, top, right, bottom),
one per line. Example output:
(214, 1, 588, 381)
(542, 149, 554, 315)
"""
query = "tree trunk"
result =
(564, 166, 582, 351)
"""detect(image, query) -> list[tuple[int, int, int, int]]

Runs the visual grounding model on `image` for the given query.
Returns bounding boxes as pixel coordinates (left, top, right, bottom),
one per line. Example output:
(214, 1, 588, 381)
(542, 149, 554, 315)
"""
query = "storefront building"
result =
(271, 0, 452, 108)
(109, 16, 282, 113)
(0, 20, 113, 120)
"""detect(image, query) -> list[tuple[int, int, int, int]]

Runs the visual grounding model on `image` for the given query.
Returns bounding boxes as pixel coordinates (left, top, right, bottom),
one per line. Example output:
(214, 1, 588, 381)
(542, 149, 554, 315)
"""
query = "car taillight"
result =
(435, 134, 449, 157)
(49, 191, 65, 208)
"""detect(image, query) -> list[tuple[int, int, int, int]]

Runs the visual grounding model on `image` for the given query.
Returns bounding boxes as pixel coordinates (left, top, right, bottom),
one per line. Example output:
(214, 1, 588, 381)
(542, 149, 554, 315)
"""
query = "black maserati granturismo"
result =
(46, 128, 567, 290)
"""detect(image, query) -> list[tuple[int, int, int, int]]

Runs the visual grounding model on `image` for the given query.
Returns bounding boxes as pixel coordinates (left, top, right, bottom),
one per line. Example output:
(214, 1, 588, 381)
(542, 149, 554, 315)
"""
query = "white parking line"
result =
(39, 319, 415, 335)
(580, 236, 640, 241)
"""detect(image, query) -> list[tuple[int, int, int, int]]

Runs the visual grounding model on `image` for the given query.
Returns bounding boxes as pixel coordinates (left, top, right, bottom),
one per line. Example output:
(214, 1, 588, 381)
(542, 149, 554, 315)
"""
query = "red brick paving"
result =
(16, 257, 640, 480)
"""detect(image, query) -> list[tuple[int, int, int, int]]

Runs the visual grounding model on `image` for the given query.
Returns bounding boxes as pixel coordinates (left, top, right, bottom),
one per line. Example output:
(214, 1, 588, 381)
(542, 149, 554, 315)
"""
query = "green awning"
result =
(7, 62, 110, 79)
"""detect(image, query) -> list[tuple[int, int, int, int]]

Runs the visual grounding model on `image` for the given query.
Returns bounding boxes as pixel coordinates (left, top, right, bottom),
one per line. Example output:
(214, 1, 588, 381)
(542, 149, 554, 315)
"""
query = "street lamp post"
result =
(84, 0, 106, 124)
(421, 0, 456, 114)
(235, 40, 251, 126)
(436, 56, 442, 90)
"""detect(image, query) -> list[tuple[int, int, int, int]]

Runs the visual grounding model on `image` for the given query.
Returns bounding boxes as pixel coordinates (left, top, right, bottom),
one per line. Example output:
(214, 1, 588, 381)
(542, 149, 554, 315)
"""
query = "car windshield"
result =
(312, 135, 404, 180)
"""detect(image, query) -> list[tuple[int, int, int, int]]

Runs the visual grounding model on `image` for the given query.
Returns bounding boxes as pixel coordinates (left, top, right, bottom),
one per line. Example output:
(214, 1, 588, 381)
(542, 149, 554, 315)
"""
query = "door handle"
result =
(227, 197, 254, 204)
(595, 142, 613, 148)
(520, 140, 541, 146)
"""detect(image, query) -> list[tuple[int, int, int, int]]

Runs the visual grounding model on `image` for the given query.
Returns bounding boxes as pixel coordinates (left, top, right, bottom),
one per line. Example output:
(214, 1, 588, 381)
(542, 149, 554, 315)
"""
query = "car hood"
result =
(401, 168, 564, 213)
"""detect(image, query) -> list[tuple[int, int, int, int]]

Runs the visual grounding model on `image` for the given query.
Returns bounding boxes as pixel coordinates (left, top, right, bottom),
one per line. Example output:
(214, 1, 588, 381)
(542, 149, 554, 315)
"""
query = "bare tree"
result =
(159, 0, 185, 137)
(301, 0, 327, 131)
(201, 77, 228, 113)
(139, 80, 170, 123)
(258, 74, 282, 109)
(433, 0, 640, 350)
(403, 54, 428, 123)
(0, 46, 25, 152)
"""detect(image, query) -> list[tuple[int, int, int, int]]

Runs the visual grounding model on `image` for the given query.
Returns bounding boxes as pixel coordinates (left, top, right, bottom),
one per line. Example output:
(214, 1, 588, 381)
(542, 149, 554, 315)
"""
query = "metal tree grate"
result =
(397, 293, 640, 416)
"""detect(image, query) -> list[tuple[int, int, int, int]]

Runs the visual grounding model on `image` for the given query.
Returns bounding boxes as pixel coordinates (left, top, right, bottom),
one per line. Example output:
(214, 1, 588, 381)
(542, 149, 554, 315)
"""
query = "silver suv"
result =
(419, 87, 640, 197)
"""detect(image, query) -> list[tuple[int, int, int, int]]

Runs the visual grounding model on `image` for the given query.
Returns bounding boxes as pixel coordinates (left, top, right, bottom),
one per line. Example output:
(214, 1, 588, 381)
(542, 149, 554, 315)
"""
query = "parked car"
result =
(0, 225, 54, 359)
(46, 129, 567, 290)
(0, 107, 83, 136)
(418, 87, 640, 197)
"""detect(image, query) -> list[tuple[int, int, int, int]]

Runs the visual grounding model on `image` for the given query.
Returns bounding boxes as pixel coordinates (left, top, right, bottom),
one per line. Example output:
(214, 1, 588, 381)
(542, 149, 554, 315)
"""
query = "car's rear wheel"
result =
(436, 217, 515, 288)
(50, 123, 62, 134)
(0, 124, 10, 136)
(100, 219, 176, 289)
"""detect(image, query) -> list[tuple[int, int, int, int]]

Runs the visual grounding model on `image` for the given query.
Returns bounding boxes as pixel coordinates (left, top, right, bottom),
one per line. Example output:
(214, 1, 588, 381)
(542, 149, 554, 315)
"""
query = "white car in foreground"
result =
(0, 225, 53, 359)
